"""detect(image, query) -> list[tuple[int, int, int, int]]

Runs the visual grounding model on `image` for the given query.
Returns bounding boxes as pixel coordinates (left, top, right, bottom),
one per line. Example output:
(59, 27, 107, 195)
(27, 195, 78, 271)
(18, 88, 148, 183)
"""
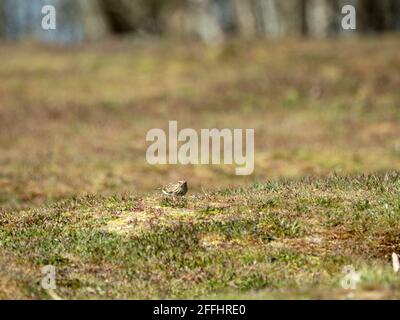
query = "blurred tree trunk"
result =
(101, 0, 174, 34)
(305, 0, 336, 38)
(78, 0, 109, 40)
(101, 0, 232, 42)
(256, 0, 305, 37)
(211, 0, 236, 34)
(390, 0, 400, 30)
(186, 0, 225, 44)
(254, 0, 280, 37)
(234, 0, 304, 38)
(363, 0, 395, 31)
(232, 0, 257, 37)
(0, 0, 4, 37)
(161, 1, 190, 38)
(275, 0, 306, 37)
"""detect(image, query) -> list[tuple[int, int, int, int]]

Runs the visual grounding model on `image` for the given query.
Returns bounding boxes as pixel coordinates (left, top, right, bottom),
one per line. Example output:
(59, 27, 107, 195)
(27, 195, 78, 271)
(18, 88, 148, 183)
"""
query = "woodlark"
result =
(162, 181, 188, 197)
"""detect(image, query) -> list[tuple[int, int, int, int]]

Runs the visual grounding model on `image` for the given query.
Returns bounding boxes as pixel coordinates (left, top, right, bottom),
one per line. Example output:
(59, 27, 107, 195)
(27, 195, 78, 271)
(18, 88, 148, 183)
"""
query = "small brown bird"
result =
(162, 180, 188, 197)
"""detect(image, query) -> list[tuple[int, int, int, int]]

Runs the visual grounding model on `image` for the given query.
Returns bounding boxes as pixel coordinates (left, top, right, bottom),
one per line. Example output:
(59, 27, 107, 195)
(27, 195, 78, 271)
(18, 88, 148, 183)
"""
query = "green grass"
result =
(1, 173, 400, 299)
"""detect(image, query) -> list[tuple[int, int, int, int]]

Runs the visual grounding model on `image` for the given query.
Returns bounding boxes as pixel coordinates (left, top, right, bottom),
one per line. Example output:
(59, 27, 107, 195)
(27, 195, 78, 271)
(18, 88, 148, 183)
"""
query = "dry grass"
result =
(1, 173, 400, 299)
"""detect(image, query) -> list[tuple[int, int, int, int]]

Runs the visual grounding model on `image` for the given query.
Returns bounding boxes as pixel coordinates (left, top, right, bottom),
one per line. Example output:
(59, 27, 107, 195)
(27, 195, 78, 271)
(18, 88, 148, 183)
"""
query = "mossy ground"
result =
(0, 36, 399, 299)
(1, 173, 400, 299)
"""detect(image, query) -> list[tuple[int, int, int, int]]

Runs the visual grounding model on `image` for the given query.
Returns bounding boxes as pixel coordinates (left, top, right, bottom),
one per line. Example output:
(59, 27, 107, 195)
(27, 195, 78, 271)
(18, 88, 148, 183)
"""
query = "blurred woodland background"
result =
(0, 0, 400, 43)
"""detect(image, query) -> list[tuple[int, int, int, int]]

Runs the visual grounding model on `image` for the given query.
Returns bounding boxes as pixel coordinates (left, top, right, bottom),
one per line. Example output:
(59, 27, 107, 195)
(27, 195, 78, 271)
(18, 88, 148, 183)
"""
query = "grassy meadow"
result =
(0, 36, 400, 299)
